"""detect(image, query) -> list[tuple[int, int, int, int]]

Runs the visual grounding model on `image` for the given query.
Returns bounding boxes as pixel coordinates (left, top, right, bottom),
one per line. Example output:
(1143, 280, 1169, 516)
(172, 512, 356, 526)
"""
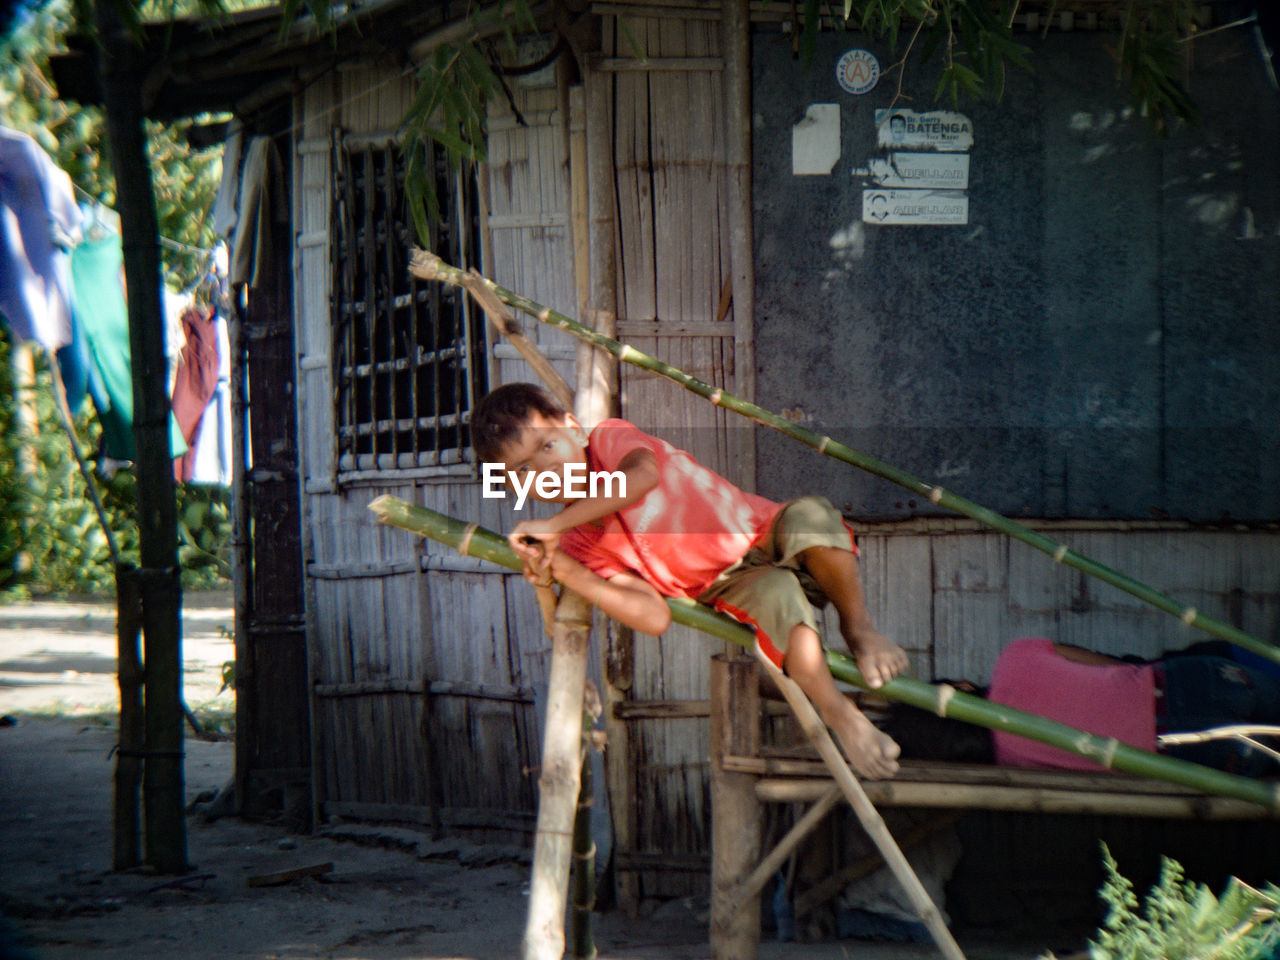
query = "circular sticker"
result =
(836, 48, 880, 96)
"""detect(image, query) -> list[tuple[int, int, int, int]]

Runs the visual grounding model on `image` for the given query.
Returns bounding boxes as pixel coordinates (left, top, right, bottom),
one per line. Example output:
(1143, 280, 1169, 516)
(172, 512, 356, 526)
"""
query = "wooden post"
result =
(710, 654, 761, 960)
(95, 0, 187, 874)
(569, 709, 598, 960)
(228, 295, 253, 816)
(721, 0, 756, 490)
(523, 588, 594, 960)
(581, 51, 639, 919)
(113, 563, 143, 870)
(580, 56, 618, 430)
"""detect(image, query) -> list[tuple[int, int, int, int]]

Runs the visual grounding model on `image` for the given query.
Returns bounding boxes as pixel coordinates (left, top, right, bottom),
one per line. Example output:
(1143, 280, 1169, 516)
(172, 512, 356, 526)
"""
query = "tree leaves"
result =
(797, 0, 1197, 128)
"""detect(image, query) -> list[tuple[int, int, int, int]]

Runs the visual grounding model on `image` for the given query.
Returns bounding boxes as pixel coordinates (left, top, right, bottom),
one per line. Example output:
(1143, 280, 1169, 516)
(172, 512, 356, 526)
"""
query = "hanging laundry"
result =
(210, 120, 243, 240)
(70, 233, 187, 461)
(228, 135, 286, 288)
(188, 311, 233, 486)
(0, 126, 80, 350)
(171, 301, 221, 482)
(162, 287, 189, 396)
(53, 208, 121, 414)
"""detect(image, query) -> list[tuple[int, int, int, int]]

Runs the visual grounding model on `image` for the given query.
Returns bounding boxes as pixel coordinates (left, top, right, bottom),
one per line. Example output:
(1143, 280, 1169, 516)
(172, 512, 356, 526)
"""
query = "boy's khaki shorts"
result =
(696, 496, 857, 668)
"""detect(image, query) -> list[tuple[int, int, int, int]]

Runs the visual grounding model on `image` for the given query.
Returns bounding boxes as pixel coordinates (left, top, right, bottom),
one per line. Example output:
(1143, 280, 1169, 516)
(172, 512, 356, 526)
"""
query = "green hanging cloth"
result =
(70, 234, 186, 461)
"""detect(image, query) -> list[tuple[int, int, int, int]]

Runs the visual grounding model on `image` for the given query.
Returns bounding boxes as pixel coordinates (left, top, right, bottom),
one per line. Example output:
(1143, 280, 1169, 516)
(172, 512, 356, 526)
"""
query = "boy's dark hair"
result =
(471, 382, 568, 463)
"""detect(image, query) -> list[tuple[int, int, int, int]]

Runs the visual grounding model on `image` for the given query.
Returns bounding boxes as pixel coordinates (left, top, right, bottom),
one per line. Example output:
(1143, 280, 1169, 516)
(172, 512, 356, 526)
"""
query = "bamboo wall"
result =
(592, 8, 756, 899)
(293, 64, 554, 838)
(852, 526, 1280, 682)
(284, 6, 757, 890)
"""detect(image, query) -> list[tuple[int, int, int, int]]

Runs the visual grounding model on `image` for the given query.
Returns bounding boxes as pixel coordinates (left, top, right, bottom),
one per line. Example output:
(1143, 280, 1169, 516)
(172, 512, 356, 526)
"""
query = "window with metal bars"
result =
(330, 133, 487, 472)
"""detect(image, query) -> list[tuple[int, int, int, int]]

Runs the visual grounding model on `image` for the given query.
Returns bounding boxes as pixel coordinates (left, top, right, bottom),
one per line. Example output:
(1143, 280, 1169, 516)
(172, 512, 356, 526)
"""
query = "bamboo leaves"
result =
(1114, 1, 1202, 134)
(399, 0, 536, 244)
(401, 43, 495, 244)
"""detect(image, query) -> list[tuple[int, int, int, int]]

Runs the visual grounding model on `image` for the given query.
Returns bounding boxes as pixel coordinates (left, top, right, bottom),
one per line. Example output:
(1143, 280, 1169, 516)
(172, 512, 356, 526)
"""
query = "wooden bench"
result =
(707, 655, 1278, 960)
(729, 752, 1280, 821)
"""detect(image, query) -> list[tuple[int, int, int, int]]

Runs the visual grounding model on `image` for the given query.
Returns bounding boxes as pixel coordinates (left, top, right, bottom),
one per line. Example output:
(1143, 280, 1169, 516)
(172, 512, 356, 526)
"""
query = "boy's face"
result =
(495, 411, 589, 504)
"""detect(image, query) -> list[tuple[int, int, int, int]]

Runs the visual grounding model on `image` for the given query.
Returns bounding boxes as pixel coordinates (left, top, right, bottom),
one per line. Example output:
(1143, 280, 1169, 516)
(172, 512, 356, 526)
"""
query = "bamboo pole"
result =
(113, 562, 143, 870)
(366, 496, 1280, 814)
(570, 708, 598, 960)
(97, 0, 187, 874)
(751, 646, 967, 960)
(460, 268, 574, 412)
(722, 0, 756, 490)
(580, 57, 619, 430)
(228, 295, 253, 817)
(710, 654, 762, 958)
(793, 812, 963, 921)
(726, 785, 841, 920)
(752, 778, 1274, 820)
(405, 252, 1280, 670)
(523, 587, 594, 960)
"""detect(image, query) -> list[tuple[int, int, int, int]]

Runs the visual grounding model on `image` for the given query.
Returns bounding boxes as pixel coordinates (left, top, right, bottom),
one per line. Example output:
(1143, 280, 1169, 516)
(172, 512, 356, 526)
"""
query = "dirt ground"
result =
(0, 591, 1051, 960)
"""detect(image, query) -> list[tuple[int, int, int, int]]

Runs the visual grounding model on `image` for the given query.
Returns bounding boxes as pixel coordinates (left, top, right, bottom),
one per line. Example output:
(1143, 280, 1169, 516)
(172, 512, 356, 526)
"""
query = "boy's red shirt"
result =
(558, 419, 782, 599)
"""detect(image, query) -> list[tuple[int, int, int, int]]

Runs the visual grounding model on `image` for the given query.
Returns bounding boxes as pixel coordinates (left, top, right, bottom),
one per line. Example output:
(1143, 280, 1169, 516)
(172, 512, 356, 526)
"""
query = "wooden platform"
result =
(727, 751, 1280, 820)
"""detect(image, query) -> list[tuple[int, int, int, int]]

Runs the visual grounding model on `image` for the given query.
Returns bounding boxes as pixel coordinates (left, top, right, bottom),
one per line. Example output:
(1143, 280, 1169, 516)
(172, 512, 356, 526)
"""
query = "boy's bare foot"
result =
(849, 627, 909, 689)
(828, 706, 901, 780)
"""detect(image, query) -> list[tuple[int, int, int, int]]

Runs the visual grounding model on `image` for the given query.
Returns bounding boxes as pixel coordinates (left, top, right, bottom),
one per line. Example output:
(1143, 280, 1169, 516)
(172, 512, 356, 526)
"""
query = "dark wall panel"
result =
(752, 30, 1280, 522)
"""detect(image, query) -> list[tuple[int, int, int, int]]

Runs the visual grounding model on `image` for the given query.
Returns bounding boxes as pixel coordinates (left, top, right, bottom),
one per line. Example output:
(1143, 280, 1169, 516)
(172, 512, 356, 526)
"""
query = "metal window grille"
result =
(330, 132, 487, 472)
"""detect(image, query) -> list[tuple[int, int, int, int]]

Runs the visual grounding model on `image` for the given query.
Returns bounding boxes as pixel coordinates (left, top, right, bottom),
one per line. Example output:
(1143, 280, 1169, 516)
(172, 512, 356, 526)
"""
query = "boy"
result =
(472, 383, 906, 779)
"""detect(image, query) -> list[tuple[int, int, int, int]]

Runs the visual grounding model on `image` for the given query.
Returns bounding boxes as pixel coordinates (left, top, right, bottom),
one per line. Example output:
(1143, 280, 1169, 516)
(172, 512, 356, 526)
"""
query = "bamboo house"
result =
(53, 0, 1280, 927)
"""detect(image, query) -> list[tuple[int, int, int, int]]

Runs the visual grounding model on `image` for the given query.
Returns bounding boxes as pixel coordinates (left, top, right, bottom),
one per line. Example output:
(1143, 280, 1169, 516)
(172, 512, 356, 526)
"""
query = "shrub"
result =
(1083, 844, 1279, 960)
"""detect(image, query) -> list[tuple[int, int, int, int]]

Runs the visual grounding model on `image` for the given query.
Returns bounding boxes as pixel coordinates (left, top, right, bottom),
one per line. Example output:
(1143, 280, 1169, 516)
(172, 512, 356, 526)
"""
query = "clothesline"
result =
(68, 180, 215, 259)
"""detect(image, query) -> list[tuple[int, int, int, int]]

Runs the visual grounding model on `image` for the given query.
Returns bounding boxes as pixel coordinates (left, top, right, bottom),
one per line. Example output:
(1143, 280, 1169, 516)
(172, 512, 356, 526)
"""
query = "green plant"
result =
(0, 330, 232, 597)
(218, 658, 235, 695)
(1084, 845, 1280, 960)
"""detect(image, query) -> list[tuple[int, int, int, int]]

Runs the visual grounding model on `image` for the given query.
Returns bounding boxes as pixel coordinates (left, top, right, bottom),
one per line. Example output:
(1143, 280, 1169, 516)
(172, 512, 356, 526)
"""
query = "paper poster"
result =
(863, 153, 970, 190)
(792, 103, 840, 176)
(874, 109, 974, 152)
(862, 189, 969, 225)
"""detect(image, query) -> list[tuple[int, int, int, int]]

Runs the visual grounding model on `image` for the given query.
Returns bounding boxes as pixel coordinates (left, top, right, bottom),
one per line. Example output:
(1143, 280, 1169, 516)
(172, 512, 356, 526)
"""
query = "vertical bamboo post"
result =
(710, 654, 762, 960)
(753, 648, 967, 960)
(580, 55, 619, 429)
(581, 50, 640, 919)
(113, 562, 143, 870)
(569, 710, 598, 960)
(568, 84, 594, 412)
(721, 0, 756, 491)
(228, 294, 253, 815)
(95, 0, 187, 874)
(523, 589, 594, 960)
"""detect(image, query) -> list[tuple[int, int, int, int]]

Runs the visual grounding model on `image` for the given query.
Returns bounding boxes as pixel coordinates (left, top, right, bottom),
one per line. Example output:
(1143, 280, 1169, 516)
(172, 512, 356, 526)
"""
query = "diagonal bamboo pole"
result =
(407, 250, 1280, 669)
(366, 496, 1280, 814)
(753, 646, 967, 960)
